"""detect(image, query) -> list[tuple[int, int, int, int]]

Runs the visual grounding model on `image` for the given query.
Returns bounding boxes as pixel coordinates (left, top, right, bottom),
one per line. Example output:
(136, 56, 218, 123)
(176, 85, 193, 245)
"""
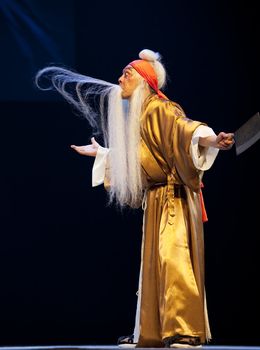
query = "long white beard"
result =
(35, 66, 145, 208)
(107, 84, 146, 208)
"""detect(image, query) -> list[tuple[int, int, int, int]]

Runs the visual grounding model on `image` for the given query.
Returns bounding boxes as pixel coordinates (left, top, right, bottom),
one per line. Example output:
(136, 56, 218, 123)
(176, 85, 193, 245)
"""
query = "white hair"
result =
(35, 66, 116, 146)
(107, 83, 145, 208)
(139, 49, 167, 89)
(35, 49, 165, 208)
(35, 65, 146, 208)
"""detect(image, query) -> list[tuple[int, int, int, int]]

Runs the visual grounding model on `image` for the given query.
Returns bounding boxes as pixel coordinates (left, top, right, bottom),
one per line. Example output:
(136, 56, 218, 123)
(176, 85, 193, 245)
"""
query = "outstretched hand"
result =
(215, 132, 235, 150)
(70, 137, 100, 157)
(199, 132, 235, 150)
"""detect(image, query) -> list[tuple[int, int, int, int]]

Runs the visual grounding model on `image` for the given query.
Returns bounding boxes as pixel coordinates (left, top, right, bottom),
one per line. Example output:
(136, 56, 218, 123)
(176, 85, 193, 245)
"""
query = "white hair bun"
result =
(139, 49, 161, 62)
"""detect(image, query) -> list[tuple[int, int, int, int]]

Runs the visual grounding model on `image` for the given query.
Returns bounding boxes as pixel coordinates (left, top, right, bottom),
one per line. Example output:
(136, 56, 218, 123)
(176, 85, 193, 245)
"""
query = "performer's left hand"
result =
(199, 132, 235, 150)
(216, 132, 235, 150)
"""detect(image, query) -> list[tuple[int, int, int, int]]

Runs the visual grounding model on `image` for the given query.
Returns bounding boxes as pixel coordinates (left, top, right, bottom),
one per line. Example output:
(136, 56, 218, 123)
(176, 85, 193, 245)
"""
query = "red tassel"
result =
(200, 182, 208, 223)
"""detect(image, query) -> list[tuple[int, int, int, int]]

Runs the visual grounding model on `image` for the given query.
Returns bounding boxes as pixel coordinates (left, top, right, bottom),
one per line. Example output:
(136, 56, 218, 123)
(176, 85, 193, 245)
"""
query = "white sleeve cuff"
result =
(92, 146, 109, 187)
(190, 125, 219, 170)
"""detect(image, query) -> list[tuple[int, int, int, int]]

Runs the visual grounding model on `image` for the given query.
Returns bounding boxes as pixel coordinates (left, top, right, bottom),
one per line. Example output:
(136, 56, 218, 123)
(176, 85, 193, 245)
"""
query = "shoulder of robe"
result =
(145, 96, 189, 122)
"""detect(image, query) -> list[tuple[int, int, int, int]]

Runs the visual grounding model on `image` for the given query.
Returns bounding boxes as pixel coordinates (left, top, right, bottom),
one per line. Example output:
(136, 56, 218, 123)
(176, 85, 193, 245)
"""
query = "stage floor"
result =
(0, 346, 260, 350)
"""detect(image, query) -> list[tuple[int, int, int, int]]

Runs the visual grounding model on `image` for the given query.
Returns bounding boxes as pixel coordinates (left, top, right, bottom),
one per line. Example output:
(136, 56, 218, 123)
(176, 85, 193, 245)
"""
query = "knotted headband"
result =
(129, 59, 168, 100)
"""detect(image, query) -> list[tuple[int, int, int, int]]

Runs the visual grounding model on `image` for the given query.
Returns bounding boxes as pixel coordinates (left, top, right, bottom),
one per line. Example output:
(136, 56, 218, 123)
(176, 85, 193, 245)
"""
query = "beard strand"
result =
(107, 84, 146, 208)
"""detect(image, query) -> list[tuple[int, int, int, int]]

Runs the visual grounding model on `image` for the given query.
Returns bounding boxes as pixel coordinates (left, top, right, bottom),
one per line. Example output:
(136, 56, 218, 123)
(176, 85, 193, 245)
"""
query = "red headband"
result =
(129, 60, 168, 100)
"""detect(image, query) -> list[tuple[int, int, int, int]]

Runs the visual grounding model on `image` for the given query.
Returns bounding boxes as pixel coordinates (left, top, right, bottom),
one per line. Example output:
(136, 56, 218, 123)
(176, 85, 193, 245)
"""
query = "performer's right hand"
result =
(70, 137, 100, 157)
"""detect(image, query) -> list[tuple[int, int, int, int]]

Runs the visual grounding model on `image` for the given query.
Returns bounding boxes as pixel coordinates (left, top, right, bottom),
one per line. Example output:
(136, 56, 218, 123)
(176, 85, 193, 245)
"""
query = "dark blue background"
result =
(0, 0, 259, 346)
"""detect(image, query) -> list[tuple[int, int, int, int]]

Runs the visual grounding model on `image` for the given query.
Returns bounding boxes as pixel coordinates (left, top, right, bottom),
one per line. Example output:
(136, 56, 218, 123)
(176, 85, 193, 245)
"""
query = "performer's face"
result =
(118, 65, 142, 99)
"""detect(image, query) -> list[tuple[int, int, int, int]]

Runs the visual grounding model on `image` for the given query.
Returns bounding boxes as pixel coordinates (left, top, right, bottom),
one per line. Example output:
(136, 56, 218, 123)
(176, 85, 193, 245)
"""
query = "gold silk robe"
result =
(136, 94, 210, 347)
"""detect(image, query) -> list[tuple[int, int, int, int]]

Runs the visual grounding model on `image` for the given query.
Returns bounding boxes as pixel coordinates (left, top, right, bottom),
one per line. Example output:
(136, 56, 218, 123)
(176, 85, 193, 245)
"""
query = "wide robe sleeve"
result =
(92, 146, 110, 187)
(190, 125, 219, 170)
